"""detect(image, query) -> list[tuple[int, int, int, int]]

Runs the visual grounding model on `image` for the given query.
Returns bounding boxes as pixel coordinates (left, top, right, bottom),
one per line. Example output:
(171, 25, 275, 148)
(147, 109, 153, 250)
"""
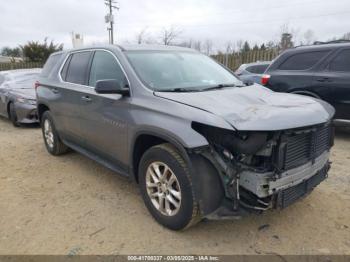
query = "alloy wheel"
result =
(44, 119, 54, 148)
(145, 161, 182, 216)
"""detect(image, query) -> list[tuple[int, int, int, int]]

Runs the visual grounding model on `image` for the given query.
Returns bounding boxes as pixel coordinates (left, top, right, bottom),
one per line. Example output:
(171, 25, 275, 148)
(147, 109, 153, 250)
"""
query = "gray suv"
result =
(36, 45, 335, 230)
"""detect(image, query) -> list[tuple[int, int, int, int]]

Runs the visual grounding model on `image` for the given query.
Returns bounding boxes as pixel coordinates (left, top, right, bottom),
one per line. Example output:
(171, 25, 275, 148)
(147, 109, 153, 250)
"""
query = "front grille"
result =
(282, 124, 333, 170)
(276, 163, 329, 209)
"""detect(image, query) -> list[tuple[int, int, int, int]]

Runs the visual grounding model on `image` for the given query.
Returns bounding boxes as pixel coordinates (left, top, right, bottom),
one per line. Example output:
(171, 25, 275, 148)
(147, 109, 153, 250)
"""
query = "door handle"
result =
(81, 96, 92, 102)
(316, 77, 331, 82)
(52, 88, 59, 94)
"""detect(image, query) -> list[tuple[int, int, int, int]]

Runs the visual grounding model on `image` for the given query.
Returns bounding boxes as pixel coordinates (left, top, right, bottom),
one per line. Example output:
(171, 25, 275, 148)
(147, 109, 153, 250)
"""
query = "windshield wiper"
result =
(158, 87, 200, 93)
(200, 83, 239, 91)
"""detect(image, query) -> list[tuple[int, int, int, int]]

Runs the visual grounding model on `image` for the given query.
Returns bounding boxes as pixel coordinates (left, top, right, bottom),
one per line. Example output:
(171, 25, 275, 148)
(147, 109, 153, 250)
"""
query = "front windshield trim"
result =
(124, 50, 242, 93)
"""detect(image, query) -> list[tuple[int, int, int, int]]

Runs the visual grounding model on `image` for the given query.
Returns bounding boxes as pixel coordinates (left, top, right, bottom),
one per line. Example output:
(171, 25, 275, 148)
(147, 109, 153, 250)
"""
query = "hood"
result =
(155, 85, 335, 131)
(11, 88, 36, 100)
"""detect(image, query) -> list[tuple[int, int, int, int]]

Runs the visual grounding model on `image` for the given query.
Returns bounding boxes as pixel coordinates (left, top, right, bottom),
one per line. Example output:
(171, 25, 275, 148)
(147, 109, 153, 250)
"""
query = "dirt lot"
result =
(0, 118, 349, 255)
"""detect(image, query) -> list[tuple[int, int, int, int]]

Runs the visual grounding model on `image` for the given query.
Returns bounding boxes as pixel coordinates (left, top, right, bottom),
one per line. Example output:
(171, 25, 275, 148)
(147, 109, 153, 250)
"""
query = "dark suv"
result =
(262, 42, 350, 122)
(36, 45, 334, 230)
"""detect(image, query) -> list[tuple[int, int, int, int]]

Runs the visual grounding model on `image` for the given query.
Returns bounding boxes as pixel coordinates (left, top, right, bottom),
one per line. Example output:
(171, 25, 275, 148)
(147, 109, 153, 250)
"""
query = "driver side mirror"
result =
(95, 79, 129, 96)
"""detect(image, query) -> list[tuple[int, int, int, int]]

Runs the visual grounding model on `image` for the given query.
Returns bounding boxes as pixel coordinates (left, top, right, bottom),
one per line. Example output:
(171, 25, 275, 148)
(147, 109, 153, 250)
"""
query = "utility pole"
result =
(104, 0, 119, 44)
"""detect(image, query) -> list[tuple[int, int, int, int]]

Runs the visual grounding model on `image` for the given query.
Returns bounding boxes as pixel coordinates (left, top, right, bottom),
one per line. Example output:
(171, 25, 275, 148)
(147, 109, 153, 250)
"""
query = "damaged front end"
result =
(189, 121, 334, 220)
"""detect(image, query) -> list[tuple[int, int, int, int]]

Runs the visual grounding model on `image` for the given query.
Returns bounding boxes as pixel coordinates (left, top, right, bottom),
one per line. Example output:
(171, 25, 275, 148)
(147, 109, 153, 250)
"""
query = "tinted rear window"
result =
(246, 64, 269, 74)
(278, 50, 329, 70)
(329, 49, 350, 72)
(41, 54, 62, 77)
(65, 52, 92, 85)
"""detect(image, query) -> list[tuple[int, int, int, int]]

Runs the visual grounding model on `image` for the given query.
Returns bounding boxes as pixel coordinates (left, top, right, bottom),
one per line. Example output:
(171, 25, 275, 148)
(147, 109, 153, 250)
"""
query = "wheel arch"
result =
(37, 103, 50, 122)
(290, 90, 321, 99)
(130, 130, 224, 217)
(6, 100, 14, 118)
(130, 130, 193, 184)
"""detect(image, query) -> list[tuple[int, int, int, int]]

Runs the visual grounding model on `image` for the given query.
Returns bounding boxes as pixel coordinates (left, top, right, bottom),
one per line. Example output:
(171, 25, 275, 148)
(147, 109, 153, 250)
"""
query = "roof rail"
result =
(313, 39, 350, 45)
(294, 39, 350, 49)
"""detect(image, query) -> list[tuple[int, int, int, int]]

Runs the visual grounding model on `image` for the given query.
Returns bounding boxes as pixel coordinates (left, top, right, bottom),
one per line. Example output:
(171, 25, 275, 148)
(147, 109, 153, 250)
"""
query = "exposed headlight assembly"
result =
(192, 122, 268, 155)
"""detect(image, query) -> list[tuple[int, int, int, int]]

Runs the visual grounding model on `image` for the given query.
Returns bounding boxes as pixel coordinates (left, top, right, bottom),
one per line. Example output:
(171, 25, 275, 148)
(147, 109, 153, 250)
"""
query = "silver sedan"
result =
(0, 69, 41, 126)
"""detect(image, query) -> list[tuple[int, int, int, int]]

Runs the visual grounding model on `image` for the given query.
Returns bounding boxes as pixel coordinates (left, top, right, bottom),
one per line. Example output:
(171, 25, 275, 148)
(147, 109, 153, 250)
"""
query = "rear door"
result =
(78, 50, 130, 170)
(312, 48, 350, 120)
(56, 51, 94, 144)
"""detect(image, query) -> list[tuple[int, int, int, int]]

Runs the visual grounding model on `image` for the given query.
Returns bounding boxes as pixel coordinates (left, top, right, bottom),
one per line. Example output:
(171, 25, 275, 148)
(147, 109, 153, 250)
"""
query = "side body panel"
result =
(78, 89, 129, 171)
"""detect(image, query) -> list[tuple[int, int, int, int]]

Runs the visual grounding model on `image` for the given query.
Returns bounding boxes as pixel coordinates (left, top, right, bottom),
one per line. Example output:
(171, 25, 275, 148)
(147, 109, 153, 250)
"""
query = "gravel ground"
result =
(0, 118, 349, 255)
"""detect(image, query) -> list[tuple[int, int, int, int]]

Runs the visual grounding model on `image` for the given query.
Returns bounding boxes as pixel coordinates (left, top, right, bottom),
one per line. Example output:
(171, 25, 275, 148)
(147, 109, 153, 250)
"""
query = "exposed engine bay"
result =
(191, 121, 334, 219)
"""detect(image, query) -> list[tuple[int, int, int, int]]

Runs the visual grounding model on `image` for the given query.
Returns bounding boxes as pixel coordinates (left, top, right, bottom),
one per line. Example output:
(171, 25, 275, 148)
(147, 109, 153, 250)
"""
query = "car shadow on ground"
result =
(335, 126, 350, 140)
(0, 116, 40, 128)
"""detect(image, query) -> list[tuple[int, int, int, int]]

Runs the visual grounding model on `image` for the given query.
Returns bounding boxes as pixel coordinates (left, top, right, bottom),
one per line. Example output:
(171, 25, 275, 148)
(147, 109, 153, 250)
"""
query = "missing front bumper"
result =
(239, 151, 330, 198)
(275, 163, 329, 209)
(205, 162, 330, 220)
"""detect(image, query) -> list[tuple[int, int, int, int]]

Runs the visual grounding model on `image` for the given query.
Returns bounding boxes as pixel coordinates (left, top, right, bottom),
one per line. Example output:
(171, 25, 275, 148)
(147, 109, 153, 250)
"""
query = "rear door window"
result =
(65, 51, 92, 85)
(41, 53, 62, 78)
(329, 49, 350, 72)
(279, 50, 329, 70)
(60, 55, 72, 81)
(246, 64, 269, 74)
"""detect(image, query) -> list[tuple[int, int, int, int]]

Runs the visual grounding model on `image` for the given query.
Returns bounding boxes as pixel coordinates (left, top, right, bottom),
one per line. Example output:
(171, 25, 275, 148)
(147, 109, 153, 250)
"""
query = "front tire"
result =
(139, 143, 201, 230)
(41, 111, 69, 155)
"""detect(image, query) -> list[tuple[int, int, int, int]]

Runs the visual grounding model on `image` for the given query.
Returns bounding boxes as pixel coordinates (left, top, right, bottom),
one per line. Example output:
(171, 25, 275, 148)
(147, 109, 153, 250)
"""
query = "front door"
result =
(79, 50, 130, 170)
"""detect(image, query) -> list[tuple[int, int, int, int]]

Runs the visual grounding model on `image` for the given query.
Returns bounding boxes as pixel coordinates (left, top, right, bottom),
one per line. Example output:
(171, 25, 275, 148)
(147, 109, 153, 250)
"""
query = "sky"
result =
(1, 0, 350, 52)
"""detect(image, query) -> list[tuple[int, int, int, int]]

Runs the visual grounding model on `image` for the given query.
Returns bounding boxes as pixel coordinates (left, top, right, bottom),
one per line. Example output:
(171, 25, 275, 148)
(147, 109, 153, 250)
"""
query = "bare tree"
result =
(280, 23, 290, 35)
(225, 41, 233, 54)
(223, 41, 233, 66)
(343, 32, 350, 40)
(278, 23, 301, 49)
(203, 39, 213, 55)
(193, 40, 202, 52)
(160, 26, 182, 45)
(302, 29, 316, 45)
(235, 40, 243, 53)
(176, 39, 193, 48)
(266, 40, 277, 50)
(136, 27, 149, 44)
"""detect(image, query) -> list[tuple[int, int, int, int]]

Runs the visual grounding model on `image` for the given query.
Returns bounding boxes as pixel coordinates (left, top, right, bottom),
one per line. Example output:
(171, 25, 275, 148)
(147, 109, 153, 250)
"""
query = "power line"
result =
(117, 0, 346, 28)
(179, 10, 350, 29)
(118, 9, 350, 30)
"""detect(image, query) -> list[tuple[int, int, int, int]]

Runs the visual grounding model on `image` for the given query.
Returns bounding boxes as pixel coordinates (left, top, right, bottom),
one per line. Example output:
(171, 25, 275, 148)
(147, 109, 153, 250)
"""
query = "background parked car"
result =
(235, 61, 271, 84)
(0, 69, 41, 126)
(261, 41, 350, 123)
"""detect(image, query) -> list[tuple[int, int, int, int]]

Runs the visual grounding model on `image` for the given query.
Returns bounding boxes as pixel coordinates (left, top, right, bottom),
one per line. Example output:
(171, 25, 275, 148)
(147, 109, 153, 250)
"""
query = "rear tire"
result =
(9, 103, 20, 127)
(139, 143, 201, 230)
(41, 111, 69, 155)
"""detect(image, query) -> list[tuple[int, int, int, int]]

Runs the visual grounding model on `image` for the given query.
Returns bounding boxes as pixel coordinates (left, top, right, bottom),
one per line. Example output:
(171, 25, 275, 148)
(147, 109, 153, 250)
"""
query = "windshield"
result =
(126, 51, 242, 92)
